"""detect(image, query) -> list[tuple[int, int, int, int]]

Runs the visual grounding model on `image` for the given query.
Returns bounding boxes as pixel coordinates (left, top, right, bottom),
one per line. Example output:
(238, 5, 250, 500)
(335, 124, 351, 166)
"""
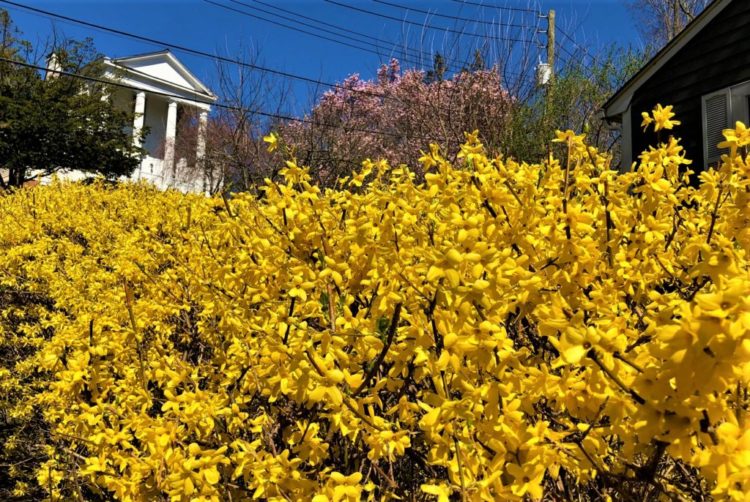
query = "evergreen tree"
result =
(0, 10, 143, 188)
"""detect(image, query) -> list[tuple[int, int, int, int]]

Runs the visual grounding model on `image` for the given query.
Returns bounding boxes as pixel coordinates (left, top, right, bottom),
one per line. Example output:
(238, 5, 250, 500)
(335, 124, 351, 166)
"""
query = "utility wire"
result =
(222, 0, 525, 78)
(373, 0, 532, 29)
(237, 0, 472, 72)
(203, 0, 432, 71)
(2, 0, 530, 116)
(211, 0, 510, 77)
(324, 0, 536, 44)
(0, 0, 413, 105)
(2, 0, 531, 88)
(554, 41, 576, 67)
(556, 26, 604, 69)
(449, 0, 541, 15)
(450, 0, 601, 72)
(1, 0, 532, 104)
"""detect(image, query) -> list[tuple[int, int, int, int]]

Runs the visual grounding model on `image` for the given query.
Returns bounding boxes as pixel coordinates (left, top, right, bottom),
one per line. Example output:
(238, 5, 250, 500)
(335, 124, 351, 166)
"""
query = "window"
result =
(702, 80, 750, 168)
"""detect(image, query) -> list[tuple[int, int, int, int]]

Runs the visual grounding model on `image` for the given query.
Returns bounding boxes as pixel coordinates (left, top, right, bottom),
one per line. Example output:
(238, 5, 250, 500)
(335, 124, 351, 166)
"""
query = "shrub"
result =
(1, 112, 749, 500)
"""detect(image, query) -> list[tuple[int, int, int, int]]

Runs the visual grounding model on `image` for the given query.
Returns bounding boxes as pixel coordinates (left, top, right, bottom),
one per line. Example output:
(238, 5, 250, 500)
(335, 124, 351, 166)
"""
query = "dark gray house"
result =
(604, 0, 750, 170)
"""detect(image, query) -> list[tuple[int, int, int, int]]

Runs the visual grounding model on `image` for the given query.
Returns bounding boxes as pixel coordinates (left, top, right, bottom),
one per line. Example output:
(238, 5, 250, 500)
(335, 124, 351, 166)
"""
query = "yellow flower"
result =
(4, 120, 750, 501)
(641, 111, 654, 131)
(651, 104, 681, 131)
(420, 483, 452, 502)
(507, 462, 545, 499)
(552, 129, 586, 144)
(263, 131, 280, 152)
(418, 144, 440, 170)
(718, 121, 750, 153)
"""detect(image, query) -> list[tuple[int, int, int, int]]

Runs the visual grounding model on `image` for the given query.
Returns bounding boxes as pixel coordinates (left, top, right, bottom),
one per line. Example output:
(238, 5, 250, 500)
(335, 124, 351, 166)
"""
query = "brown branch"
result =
(706, 183, 723, 245)
(588, 349, 646, 405)
(352, 303, 402, 397)
(282, 297, 295, 345)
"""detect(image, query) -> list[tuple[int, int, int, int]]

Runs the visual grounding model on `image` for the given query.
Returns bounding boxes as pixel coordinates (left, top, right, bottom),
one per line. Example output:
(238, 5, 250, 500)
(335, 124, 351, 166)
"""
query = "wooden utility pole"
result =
(543, 7, 556, 130)
(547, 9, 556, 85)
(542, 9, 556, 156)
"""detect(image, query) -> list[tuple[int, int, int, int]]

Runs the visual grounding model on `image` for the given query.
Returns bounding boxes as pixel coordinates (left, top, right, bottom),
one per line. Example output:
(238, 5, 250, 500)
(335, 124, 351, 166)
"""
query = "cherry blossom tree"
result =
(278, 59, 514, 186)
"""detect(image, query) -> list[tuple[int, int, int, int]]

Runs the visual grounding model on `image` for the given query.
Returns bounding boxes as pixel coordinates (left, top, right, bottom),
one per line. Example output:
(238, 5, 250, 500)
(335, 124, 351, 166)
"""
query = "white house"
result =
(44, 49, 217, 192)
(103, 50, 218, 192)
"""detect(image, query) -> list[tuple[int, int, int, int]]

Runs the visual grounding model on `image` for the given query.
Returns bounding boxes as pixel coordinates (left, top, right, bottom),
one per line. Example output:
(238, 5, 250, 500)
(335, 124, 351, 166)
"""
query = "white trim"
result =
(621, 105, 632, 171)
(700, 79, 750, 167)
(113, 51, 216, 99)
(730, 80, 750, 124)
(605, 0, 732, 119)
(103, 60, 215, 107)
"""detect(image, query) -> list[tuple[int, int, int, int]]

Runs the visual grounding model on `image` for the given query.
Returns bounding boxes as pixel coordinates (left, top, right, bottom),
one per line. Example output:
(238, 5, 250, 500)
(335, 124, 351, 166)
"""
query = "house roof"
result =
(603, 0, 732, 120)
(108, 50, 216, 101)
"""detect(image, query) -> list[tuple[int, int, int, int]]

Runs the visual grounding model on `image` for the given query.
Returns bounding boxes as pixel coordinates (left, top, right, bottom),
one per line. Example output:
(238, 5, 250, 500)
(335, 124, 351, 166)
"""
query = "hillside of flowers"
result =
(1, 108, 749, 501)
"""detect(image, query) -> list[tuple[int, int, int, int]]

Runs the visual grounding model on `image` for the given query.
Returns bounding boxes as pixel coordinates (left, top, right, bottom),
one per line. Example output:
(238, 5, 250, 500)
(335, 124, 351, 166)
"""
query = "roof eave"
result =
(113, 50, 215, 99)
(603, 0, 732, 119)
(112, 49, 171, 63)
(103, 60, 217, 103)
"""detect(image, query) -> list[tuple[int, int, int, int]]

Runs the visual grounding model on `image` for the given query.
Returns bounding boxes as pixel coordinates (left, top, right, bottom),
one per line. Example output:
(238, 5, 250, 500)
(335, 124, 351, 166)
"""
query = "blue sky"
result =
(3, 0, 643, 112)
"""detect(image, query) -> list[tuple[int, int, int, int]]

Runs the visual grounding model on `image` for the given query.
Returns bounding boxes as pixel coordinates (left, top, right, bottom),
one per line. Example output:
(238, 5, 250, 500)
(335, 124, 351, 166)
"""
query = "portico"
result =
(103, 50, 216, 192)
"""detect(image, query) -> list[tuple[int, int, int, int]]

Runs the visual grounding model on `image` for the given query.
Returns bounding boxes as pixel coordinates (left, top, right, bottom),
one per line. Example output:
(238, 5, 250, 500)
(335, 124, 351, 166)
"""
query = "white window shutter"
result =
(703, 90, 730, 166)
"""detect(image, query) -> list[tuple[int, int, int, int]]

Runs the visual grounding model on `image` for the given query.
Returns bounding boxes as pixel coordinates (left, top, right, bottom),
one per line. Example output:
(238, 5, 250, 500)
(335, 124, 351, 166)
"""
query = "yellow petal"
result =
(445, 269, 461, 288)
(203, 467, 220, 485)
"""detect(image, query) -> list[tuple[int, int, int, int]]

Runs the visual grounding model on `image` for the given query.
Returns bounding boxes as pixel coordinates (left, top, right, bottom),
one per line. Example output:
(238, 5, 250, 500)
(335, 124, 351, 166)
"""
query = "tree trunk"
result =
(9, 167, 26, 188)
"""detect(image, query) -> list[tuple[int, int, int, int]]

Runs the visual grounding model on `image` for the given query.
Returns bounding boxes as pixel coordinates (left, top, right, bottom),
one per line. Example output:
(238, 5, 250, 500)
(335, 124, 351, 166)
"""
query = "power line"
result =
(324, 0, 536, 45)
(0, 0, 411, 105)
(556, 26, 604, 69)
(447, 1, 600, 72)
(212, 1, 528, 77)
(373, 0, 533, 29)
(203, 0, 434, 71)
(3, 0, 531, 88)
(2, 0, 531, 102)
(554, 40, 576, 66)
(237, 0, 471, 72)
(245, 0, 420, 58)
(450, 0, 541, 15)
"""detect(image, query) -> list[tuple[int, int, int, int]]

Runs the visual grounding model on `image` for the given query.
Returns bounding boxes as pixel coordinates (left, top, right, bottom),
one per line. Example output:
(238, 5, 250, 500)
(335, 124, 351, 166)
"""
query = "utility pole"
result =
(547, 9, 556, 86)
(543, 9, 556, 157)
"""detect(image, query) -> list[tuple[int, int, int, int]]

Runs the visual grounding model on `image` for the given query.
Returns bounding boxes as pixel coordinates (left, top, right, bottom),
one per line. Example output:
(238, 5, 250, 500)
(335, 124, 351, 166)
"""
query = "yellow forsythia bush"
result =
(1, 111, 750, 501)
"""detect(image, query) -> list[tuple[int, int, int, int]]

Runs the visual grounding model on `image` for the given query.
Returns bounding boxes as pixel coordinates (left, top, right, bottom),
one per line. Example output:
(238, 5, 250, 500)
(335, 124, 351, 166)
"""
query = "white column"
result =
(196, 110, 208, 161)
(44, 53, 61, 80)
(197, 110, 208, 193)
(133, 92, 146, 149)
(164, 99, 178, 183)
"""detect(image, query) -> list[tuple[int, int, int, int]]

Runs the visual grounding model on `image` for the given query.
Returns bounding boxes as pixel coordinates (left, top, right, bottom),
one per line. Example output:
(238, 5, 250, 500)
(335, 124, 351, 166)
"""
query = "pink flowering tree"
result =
(279, 60, 514, 186)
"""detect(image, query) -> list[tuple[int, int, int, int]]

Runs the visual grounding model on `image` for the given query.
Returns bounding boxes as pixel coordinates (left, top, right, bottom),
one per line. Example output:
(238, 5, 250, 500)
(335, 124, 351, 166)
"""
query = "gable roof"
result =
(604, 0, 731, 120)
(109, 50, 216, 101)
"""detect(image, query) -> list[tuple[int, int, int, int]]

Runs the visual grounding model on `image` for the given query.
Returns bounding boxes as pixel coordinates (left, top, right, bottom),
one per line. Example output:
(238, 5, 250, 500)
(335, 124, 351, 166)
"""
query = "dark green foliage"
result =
(0, 10, 143, 188)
